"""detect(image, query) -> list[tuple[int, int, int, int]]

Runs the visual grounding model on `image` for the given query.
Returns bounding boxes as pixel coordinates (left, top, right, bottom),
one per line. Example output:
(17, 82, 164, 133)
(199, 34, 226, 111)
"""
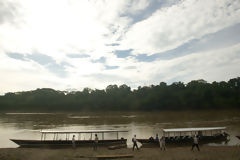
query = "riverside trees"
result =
(0, 77, 239, 111)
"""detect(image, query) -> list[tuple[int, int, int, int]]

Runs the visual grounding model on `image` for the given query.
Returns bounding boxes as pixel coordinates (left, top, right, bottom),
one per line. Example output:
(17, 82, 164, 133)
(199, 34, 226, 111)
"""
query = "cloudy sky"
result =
(0, 0, 240, 94)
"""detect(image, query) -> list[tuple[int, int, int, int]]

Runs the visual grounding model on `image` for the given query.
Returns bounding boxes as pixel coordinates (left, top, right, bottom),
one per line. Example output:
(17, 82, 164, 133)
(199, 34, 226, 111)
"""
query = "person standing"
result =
(132, 135, 139, 151)
(72, 135, 76, 149)
(155, 134, 159, 141)
(160, 136, 166, 151)
(93, 134, 98, 150)
(191, 135, 200, 151)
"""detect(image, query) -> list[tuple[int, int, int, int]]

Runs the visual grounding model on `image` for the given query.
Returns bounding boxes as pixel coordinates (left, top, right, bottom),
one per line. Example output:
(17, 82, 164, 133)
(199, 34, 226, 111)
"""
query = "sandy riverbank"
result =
(0, 146, 239, 160)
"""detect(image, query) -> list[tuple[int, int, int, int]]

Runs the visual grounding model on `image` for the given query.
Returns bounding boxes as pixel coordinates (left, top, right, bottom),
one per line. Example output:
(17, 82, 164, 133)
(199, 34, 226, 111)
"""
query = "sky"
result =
(0, 0, 240, 94)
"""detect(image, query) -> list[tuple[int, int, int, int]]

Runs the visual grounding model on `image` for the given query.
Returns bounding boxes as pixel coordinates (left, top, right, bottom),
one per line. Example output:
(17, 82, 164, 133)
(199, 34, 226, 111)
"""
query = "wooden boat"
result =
(10, 130, 128, 148)
(74, 154, 134, 159)
(137, 127, 229, 147)
(95, 154, 134, 159)
(108, 144, 127, 150)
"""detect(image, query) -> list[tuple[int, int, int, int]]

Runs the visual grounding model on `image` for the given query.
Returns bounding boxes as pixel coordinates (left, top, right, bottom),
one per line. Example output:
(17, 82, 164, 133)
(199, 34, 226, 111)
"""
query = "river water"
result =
(0, 110, 240, 148)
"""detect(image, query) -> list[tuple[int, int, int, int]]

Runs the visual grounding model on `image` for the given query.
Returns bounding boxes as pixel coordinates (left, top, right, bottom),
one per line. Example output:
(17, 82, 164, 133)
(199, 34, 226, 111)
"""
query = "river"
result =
(0, 110, 240, 148)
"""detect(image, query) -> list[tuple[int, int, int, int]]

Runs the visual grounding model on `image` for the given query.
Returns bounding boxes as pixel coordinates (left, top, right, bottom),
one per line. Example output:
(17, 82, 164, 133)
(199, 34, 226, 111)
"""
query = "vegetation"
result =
(0, 77, 239, 111)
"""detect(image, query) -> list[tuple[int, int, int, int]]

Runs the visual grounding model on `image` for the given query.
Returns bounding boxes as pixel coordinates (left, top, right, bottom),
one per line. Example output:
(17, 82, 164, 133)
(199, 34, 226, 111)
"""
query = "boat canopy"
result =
(40, 130, 128, 140)
(41, 130, 128, 134)
(163, 127, 226, 133)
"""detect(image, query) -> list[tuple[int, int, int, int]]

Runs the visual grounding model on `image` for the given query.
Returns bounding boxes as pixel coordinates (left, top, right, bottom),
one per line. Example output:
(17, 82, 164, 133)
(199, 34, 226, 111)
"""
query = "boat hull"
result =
(137, 135, 228, 148)
(10, 139, 127, 148)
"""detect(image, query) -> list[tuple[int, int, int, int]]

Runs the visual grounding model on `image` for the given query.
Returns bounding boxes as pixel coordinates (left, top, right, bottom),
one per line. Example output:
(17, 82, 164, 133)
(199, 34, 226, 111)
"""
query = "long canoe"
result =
(10, 139, 127, 148)
(137, 127, 229, 147)
(10, 130, 128, 148)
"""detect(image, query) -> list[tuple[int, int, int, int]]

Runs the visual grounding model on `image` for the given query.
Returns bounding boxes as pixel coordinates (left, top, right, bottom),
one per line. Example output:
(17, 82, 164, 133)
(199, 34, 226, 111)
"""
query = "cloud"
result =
(134, 23, 240, 62)
(124, 66, 137, 70)
(121, 0, 179, 24)
(150, 43, 240, 85)
(91, 57, 106, 63)
(0, 1, 20, 25)
(26, 53, 55, 65)
(105, 65, 119, 70)
(46, 62, 68, 77)
(6, 52, 26, 61)
(67, 53, 90, 58)
(105, 43, 120, 46)
(82, 72, 138, 89)
(134, 53, 159, 62)
(114, 49, 133, 58)
(121, 0, 240, 55)
(0, 52, 66, 94)
(6, 52, 71, 78)
(0, 0, 240, 94)
(26, 53, 72, 77)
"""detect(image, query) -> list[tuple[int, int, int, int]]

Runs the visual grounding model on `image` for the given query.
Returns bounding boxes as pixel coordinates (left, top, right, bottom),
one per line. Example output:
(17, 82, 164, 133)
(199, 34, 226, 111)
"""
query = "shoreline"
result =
(0, 146, 239, 160)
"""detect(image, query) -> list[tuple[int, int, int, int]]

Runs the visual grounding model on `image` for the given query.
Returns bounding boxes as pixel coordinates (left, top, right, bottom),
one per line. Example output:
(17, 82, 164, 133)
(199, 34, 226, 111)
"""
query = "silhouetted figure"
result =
(191, 135, 200, 151)
(132, 135, 139, 151)
(93, 134, 98, 150)
(72, 135, 76, 149)
(160, 136, 166, 151)
(155, 134, 159, 141)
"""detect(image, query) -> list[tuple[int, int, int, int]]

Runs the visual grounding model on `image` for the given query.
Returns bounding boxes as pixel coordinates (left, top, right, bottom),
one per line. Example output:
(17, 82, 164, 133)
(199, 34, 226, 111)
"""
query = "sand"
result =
(0, 146, 239, 160)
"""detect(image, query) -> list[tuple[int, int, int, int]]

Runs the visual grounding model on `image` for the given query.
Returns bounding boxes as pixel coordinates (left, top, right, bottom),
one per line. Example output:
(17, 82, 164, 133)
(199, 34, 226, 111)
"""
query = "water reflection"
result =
(0, 110, 240, 148)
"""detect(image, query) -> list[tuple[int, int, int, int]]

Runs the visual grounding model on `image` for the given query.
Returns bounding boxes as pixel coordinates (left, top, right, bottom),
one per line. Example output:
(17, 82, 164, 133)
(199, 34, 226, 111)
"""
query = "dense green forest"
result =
(0, 77, 239, 111)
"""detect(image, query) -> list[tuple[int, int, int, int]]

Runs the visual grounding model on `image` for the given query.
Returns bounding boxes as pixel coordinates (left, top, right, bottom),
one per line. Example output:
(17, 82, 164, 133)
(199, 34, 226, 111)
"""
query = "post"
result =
(41, 133, 43, 141)
(44, 133, 46, 140)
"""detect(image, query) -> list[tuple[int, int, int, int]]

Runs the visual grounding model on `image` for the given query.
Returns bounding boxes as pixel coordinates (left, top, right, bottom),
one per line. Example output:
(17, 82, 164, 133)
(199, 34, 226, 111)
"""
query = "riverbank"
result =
(0, 146, 239, 160)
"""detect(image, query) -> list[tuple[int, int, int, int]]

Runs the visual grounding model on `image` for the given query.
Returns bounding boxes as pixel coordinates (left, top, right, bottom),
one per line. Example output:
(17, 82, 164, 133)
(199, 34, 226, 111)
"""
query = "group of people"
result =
(72, 134, 99, 150)
(132, 134, 200, 151)
(71, 133, 200, 151)
(132, 134, 166, 151)
(155, 134, 167, 151)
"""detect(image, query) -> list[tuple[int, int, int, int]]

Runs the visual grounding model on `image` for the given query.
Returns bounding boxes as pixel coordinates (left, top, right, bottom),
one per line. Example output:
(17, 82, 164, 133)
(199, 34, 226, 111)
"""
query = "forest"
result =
(0, 77, 239, 111)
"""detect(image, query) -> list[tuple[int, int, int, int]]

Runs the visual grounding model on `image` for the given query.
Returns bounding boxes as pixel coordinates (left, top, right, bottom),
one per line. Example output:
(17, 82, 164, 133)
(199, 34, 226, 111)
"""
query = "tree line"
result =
(0, 77, 239, 111)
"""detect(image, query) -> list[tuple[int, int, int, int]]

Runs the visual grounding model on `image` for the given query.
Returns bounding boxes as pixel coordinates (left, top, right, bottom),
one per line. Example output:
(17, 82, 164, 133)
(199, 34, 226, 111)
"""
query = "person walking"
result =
(191, 135, 200, 151)
(93, 134, 98, 151)
(72, 135, 76, 149)
(132, 135, 139, 151)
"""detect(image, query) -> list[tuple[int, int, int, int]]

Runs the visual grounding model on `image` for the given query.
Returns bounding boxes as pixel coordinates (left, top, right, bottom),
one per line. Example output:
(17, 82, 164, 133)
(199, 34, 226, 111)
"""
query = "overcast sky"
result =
(0, 0, 240, 94)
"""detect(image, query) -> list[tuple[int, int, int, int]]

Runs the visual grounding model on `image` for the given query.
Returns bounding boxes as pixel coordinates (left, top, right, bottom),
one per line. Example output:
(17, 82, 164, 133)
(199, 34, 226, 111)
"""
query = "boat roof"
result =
(163, 127, 226, 133)
(40, 130, 128, 134)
